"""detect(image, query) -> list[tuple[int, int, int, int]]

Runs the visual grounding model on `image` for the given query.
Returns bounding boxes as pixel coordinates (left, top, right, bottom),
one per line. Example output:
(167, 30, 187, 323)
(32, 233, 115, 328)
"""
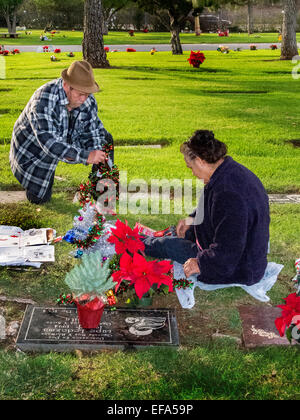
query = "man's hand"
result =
(183, 258, 200, 278)
(87, 150, 106, 165)
(176, 217, 194, 238)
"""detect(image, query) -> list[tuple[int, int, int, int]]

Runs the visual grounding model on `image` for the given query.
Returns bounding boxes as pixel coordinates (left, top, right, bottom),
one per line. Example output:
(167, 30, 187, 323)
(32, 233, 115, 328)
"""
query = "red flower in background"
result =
(104, 47, 109, 52)
(54, 48, 61, 53)
(187, 51, 206, 68)
(126, 48, 136, 52)
(275, 293, 300, 337)
(107, 219, 145, 255)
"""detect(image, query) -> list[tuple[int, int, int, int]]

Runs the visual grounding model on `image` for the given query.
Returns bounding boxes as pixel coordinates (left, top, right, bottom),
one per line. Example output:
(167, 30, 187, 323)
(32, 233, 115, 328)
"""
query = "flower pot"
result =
(75, 297, 105, 329)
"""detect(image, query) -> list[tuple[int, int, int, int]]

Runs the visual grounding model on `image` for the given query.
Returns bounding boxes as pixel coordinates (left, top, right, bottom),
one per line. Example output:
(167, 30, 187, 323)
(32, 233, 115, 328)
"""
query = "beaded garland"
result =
(173, 278, 194, 290)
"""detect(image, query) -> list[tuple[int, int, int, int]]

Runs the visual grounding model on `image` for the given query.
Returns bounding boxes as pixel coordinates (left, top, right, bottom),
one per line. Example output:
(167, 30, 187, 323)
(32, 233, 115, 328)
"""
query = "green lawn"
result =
(0, 50, 299, 400)
(0, 29, 288, 45)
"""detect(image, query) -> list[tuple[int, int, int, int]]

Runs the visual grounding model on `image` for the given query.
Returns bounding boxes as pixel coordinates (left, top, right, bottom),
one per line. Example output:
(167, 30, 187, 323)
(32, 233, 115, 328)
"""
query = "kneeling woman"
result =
(143, 130, 270, 286)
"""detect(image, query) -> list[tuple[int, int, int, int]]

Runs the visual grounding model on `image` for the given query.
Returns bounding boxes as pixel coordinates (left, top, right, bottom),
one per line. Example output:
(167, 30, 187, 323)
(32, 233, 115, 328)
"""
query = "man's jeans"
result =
(142, 228, 198, 265)
(26, 173, 54, 205)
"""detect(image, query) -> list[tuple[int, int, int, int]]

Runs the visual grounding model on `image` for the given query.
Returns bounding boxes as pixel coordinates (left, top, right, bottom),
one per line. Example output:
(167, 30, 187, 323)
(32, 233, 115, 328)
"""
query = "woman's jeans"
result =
(142, 227, 198, 264)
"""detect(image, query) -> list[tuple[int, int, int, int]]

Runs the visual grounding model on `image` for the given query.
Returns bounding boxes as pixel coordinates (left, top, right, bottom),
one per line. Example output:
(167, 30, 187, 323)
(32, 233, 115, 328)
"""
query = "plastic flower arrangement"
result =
(187, 51, 206, 68)
(250, 44, 257, 51)
(275, 293, 300, 344)
(270, 44, 278, 50)
(107, 219, 173, 303)
(54, 48, 61, 54)
(126, 48, 136, 52)
(104, 47, 109, 52)
(0, 50, 10, 56)
(217, 45, 230, 54)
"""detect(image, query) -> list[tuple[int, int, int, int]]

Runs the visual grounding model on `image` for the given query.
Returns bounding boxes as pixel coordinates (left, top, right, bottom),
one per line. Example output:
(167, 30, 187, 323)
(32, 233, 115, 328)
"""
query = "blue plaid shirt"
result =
(10, 78, 108, 199)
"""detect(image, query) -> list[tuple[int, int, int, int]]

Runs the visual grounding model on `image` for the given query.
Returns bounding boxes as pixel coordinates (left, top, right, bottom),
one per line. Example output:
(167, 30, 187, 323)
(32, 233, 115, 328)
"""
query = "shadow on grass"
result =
(113, 65, 231, 75)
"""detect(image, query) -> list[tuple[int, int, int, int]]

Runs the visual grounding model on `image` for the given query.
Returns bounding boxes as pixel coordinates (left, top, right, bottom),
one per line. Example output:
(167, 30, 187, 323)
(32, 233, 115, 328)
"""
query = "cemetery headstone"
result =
(239, 305, 293, 348)
(16, 305, 179, 352)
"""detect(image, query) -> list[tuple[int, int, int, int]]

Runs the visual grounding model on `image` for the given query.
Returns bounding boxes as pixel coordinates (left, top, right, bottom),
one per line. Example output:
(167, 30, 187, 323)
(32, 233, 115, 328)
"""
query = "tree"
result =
(280, 0, 299, 60)
(0, 0, 24, 34)
(102, 0, 130, 34)
(82, 0, 110, 68)
(133, 0, 208, 55)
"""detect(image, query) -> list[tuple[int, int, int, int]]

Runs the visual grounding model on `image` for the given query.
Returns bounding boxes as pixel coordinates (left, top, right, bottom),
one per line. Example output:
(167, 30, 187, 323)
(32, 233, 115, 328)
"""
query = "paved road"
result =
(3, 43, 293, 53)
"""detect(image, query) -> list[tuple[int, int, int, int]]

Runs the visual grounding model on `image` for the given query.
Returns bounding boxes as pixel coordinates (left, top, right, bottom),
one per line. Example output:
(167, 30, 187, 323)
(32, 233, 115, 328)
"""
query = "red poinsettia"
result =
(107, 219, 145, 255)
(275, 293, 300, 337)
(112, 252, 173, 299)
(187, 51, 206, 68)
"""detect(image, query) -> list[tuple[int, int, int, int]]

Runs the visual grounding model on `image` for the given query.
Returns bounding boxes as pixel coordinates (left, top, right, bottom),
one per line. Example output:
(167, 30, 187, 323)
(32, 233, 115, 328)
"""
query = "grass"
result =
(0, 50, 300, 193)
(0, 50, 299, 400)
(0, 29, 289, 46)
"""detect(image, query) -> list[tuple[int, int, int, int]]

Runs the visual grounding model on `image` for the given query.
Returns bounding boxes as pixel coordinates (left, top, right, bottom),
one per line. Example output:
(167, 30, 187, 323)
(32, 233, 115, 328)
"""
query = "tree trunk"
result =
(4, 13, 12, 33)
(82, 0, 110, 68)
(169, 13, 183, 55)
(281, 0, 299, 60)
(101, 7, 108, 36)
(195, 15, 201, 36)
(247, 1, 254, 35)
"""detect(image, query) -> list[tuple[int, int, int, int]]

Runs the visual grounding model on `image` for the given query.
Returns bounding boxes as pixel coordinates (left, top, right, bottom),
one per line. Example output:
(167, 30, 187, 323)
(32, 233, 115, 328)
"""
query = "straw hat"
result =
(61, 60, 99, 94)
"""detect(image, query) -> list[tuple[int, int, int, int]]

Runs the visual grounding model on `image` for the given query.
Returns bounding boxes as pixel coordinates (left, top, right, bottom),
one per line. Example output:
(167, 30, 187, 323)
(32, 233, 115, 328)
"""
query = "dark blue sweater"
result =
(191, 156, 270, 286)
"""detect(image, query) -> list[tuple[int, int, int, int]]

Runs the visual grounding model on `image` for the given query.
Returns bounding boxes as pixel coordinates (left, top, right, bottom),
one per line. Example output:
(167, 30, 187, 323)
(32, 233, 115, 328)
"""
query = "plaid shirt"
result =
(10, 78, 108, 199)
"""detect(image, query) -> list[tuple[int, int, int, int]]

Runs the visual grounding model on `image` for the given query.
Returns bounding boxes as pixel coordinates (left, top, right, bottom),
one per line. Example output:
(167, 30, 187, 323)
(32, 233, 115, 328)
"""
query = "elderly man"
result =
(10, 60, 112, 204)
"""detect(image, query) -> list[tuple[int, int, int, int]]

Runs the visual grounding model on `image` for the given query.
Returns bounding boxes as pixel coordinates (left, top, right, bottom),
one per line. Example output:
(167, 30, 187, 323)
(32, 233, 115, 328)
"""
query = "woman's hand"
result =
(183, 258, 200, 278)
(176, 217, 194, 238)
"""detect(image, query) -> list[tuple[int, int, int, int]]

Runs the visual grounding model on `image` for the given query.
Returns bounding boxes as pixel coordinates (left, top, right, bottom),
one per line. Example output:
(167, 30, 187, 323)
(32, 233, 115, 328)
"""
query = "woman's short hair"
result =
(180, 130, 227, 164)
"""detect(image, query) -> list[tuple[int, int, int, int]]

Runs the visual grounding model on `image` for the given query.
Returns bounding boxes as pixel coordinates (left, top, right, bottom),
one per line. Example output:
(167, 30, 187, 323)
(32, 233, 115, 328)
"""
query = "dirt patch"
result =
(0, 301, 26, 350)
(286, 139, 300, 148)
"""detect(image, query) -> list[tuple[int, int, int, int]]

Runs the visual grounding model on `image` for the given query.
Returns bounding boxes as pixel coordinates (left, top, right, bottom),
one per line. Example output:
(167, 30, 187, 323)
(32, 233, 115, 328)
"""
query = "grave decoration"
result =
(250, 44, 257, 51)
(104, 47, 109, 52)
(0, 49, 10, 56)
(294, 258, 300, 293)
(218, 30, 229, 37)
(108, 219, 174, 303)
(217, 45, 230, 54)
(126, 48, 136, 52)
(270, 44, 278, 50)
(65, 250, 117, 328)
(187, 51, 206, 68)
(54, 48, 61, 54)
(63, 216, 174, 307)
(77, 143, 119, 208)
(274, 293, 300, 344)
(274, 259, 300, 344)
(67, 52, 75, 57)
